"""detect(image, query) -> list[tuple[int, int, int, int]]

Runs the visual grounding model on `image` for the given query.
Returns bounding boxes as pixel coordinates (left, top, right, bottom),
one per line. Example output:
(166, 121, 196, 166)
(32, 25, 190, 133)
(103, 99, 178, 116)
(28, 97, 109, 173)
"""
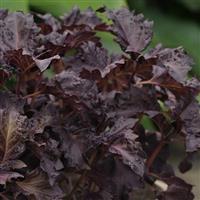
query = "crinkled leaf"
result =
(180, 99, 200, 152)
(0, 11, 39, 54)
(107, 8, 153, 53)
(0, 9, 8, 20)
(0, 93, 27, 163)
(138, 70, 193, 98)
(16, 170, 63, 200)
(61, 7, 103, 29)
(109, 143, 145, 177)
(33, 55, 60, 72)
(0, 171, 23, 185)
(90, 158, 144, 199)
(70, 41, 119, 74)
(97, 59, 133, 92)
(37, 13, 61, 32)
(146, 44, 194, 82)
(0, 159, 27, 171)
(157, 176, 194, 200)
(6, 49, 60, 72)
(105, 86, 160, 118)
(26, 106, 53, 138)
(40, 154, 63, 186)
(89, 117, 138, 149)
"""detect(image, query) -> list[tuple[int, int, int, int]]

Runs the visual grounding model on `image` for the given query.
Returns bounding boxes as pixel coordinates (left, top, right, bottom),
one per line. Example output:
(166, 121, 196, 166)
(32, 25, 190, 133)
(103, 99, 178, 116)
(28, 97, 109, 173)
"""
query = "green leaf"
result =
(96, 31, 121, 53)
(1, 0, 29, 12)
(197, 94, 200, 104)
(140, 115, 157, 131)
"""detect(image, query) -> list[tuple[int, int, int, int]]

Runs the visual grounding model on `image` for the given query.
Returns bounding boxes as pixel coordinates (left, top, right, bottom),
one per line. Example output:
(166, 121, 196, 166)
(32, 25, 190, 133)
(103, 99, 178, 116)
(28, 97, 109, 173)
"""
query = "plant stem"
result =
(67, 152, 97, 200)
(22, 90, 43, 99)
(146, 126, 176, 173)
(146, 139, 167, 173)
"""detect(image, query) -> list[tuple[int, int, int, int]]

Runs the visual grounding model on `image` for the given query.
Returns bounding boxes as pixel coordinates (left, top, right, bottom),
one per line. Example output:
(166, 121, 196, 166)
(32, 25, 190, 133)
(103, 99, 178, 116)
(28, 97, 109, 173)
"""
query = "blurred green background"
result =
(1, 0, 200, 199)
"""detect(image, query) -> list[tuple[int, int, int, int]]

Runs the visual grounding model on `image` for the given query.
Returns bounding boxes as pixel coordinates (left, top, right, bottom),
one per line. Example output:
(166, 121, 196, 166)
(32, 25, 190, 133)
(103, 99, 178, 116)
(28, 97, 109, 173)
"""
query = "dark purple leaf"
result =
(146, 44, 194, 82)
(107, 8, 153, 53)
(0, 9, 8, 20)
(0, 7, 198, 200)
(0, 11, 40, 54)
(61, 7, 103, 29)
(0, 171, 23, 185)
(157, 176, 194, 200)
(6, 49, 60, 72)
(37, 13, 61, 32)
(90, 158, 144, 199)
(180, 100, 200, 152)
(178, 153, 193, 173)
(16, 170, 63, 200)
(0, 92, 27, 163)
